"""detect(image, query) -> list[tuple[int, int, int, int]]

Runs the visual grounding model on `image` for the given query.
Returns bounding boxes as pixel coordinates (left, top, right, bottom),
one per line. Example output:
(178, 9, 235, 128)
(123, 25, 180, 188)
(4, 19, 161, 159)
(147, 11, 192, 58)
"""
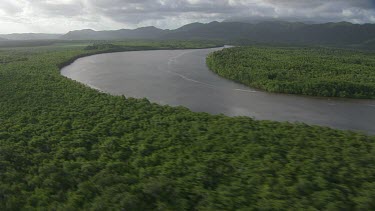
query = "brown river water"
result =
(61, 47, 375, 134)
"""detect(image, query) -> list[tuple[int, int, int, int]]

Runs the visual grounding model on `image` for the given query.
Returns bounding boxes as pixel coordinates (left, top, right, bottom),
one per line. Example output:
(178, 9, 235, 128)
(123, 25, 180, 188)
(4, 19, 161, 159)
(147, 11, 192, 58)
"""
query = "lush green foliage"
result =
(1, 42, 375, 210)
(207, 46, 375, 98)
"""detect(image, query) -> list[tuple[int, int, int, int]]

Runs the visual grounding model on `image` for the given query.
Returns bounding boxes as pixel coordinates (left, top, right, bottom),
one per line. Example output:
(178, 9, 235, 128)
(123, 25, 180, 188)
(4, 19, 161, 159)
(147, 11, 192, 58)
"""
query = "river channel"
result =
(61, 47, 375, 134)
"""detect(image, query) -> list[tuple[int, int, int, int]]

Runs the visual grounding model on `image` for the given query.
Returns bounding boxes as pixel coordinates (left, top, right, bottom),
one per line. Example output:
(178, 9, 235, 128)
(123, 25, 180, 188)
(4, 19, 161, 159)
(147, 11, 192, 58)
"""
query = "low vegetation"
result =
(207, 46, 375, 98)
(83, 41, 219, 52)
(0, 41, 374, 210)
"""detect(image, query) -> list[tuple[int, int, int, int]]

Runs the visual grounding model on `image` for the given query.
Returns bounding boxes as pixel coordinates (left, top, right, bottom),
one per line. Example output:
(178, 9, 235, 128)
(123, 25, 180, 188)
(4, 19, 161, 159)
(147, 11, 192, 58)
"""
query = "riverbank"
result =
(62, 47, 375, 134)
(207, 46, 375, 99)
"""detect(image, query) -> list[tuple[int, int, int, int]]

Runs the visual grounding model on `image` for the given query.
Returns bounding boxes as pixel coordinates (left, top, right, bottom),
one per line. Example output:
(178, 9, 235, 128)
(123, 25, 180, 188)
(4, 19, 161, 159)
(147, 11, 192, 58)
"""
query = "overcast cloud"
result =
(0, 0, 374, 33)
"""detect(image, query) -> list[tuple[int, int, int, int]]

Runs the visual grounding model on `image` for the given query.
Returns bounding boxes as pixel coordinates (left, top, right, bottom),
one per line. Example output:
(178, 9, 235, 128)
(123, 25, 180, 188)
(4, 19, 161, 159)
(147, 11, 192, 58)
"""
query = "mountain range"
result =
(60, 27, 168, 40)
(2, 21, 375, 47)
(60, 21, 375, 47)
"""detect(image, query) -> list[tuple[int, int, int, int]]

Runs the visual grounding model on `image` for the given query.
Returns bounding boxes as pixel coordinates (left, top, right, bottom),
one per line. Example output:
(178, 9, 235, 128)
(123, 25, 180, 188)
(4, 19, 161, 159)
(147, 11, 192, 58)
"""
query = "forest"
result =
(207, 46, 375, 98)
(0, 41, 374, 210)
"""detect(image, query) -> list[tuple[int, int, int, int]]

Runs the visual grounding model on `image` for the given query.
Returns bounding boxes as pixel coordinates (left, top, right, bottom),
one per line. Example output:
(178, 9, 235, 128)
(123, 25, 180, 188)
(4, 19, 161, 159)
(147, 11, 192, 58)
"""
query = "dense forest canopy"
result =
(0, 41, 374, 210)
(207, 46, 375, 98)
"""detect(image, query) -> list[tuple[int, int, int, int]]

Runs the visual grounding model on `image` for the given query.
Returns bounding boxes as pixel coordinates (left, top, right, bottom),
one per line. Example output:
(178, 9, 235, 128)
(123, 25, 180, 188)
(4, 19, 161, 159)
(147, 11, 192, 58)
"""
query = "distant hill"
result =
(0, 33, 62, 40)
(174, 22, 206, 32)
(164, 21, 251, 40)
(43, 21, 375, 48)
(224, 17, 318, 24)
(61, 27, 169, 40)
(0, 37, 8, 41)
(164, 21, 375, 46)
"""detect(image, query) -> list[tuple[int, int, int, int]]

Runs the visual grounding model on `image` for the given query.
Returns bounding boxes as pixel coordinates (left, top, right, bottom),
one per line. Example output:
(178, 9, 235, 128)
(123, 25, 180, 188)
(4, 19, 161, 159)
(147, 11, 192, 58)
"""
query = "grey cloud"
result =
(0, 0, 375, 33)
(92, 0, 276, 26)
(26, 0, 85, 17)
(0, 1, 24, 14)
(83, 0, 375, 25)
(265, 0, 374, 9)
(256, 0, 375, 23)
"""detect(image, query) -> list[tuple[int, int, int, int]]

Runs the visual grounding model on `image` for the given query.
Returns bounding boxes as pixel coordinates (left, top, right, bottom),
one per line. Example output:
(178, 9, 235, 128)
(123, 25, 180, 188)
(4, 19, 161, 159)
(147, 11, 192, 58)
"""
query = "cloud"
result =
(265, 0, 374, 9)
(0, 0, 374, 33)
(30, 0, 85, 17)
(0, 0, 24, 14)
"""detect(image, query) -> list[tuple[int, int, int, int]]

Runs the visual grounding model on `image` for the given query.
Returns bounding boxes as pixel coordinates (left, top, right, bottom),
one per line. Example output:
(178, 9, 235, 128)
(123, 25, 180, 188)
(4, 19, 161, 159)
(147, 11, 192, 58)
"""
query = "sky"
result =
(0, 0, 374, 34)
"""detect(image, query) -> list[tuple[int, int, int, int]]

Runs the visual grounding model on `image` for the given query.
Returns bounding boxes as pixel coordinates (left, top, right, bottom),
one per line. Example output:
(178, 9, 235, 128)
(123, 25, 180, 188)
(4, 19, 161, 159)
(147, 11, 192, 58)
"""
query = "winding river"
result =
(61, 47, 375, 134)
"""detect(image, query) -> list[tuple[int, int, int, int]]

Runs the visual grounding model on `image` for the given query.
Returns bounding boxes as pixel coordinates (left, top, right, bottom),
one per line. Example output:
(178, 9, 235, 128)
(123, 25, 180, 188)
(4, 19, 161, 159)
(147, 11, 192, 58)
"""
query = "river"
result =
(61, 47, 375, 134)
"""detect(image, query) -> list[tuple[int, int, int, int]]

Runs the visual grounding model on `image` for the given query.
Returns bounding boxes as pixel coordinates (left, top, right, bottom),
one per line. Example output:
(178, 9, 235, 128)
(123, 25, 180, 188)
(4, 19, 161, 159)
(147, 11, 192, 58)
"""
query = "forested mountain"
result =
(0, 33, 62, 40)
(166, 21, 375, 46)
(60, 21, 375, 47)
(224, 17, 319, 24)
(4, 21, 375, 47)
(61, 27, 169, 40)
